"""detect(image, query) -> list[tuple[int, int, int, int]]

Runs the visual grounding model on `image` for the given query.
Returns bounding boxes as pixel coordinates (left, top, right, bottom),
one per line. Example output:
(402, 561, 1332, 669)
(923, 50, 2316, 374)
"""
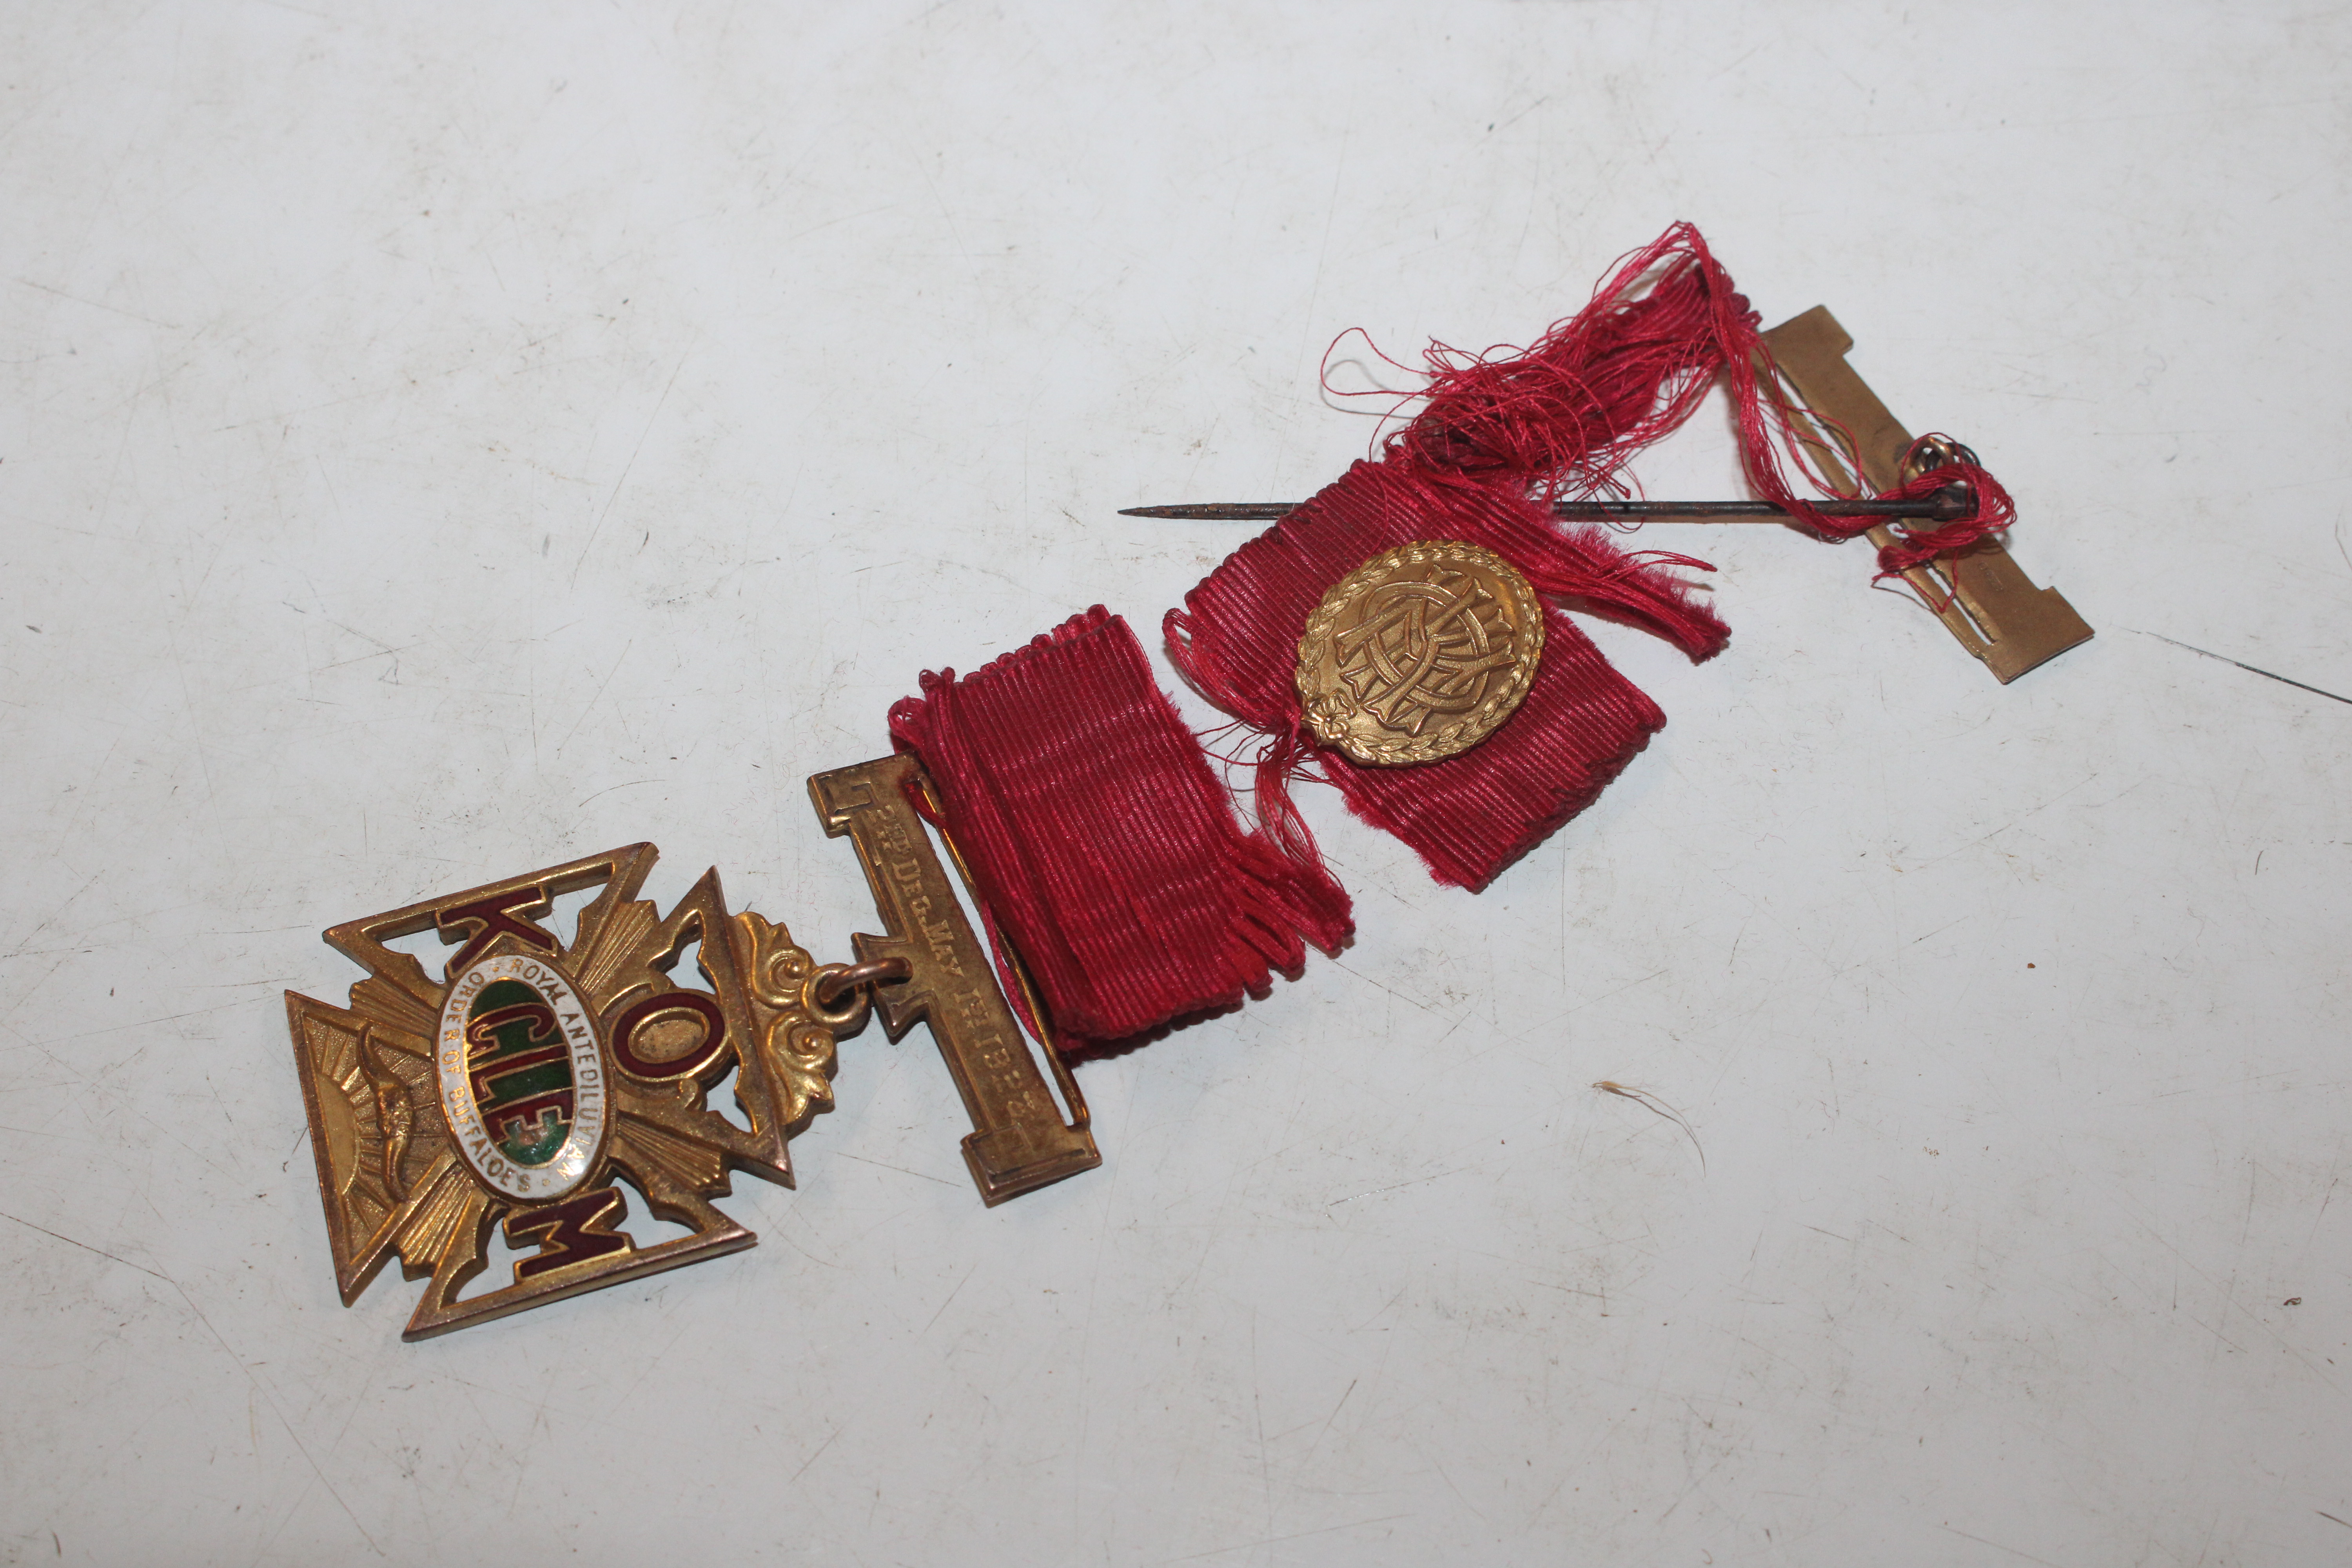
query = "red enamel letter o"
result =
(608, 989, 730, 1083)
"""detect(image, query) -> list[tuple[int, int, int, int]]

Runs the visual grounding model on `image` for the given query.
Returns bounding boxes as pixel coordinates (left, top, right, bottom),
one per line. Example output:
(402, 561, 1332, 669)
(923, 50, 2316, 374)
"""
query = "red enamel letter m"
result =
(505, 1187, 633, 1279)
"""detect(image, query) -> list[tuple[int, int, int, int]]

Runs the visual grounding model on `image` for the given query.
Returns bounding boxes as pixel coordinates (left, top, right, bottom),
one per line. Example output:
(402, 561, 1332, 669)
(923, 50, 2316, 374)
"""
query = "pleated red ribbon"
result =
(888, 607, 1352, 1056)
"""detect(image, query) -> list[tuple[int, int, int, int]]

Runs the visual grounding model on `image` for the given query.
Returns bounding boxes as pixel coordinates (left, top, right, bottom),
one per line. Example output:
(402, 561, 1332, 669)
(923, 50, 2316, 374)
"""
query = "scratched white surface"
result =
(2, 3, 2347, 1564)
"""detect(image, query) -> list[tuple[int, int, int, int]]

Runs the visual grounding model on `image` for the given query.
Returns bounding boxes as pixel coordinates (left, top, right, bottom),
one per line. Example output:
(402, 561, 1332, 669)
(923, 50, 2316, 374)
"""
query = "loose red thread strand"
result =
(1804, 435, 2016, 579)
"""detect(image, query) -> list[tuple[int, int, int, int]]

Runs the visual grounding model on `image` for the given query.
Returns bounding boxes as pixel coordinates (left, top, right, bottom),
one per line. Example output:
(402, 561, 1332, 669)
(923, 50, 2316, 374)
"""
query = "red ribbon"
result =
(889, 223, 2020, 1045)
(1167, 458, 1726, 891)
(889, 607, 1351, 1056)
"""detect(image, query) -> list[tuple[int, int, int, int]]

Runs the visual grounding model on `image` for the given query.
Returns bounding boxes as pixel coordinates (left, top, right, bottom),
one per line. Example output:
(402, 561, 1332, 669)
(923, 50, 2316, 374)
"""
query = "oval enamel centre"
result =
(436, 953, 609, 1202)
(1296, 539, 1544, 766)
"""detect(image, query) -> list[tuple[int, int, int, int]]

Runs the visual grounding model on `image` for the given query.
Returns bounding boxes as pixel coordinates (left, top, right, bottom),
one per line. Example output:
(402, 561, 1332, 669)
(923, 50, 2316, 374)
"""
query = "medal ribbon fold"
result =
(889, 606, 1352, 1056)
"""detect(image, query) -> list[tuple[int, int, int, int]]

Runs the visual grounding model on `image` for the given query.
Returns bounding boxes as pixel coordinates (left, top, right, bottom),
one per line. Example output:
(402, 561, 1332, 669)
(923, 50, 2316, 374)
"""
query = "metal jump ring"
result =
(811, 957, 912, 1009)
(1904, 435, 1980, 483)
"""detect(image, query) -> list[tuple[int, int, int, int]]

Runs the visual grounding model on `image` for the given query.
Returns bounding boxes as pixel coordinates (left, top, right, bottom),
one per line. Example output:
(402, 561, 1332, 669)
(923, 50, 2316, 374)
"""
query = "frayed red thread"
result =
(1394, 228, 1755, 497)
(1749, 433, 2015, 579)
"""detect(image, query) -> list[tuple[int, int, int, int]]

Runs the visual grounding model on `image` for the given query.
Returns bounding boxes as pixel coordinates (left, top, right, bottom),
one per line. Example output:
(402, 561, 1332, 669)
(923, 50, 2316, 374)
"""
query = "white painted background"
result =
(3, 4, 2346, 1564)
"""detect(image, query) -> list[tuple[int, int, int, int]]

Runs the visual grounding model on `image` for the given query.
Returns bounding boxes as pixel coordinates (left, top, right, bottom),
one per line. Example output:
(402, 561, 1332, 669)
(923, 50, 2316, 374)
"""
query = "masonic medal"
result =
(283, 222, 2094, 1341)
(285, 843, 851, 1339)
(286, 768, 1100, 1339)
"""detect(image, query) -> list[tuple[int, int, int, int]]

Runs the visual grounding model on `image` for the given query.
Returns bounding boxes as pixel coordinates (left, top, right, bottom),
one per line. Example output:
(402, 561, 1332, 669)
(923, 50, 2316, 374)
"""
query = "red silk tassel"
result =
(889, 607, 1352, 1056)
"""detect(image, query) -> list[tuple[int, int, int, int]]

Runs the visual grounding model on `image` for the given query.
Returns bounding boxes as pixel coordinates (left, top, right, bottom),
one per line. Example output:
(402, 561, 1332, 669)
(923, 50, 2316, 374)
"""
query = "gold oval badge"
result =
(1296, 539, 1544, 766)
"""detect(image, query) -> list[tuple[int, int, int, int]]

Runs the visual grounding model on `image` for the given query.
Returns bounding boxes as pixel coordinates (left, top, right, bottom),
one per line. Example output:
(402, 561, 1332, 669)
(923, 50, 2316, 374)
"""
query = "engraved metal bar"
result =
(809, 753, 1101, 1205)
